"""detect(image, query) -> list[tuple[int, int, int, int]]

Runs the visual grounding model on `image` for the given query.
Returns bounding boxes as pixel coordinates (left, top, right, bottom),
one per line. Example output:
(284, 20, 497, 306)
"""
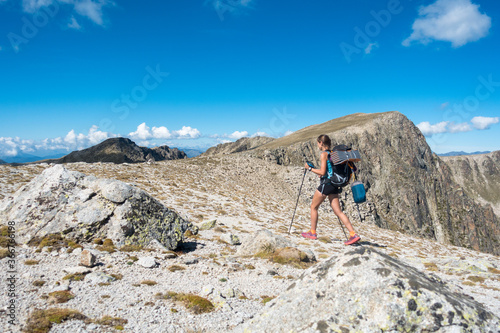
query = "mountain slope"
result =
(202, 136, 275, 156)
(39, 138, 187, 164)
(441, 151, 500, 217)
(240, 111, 500, 255)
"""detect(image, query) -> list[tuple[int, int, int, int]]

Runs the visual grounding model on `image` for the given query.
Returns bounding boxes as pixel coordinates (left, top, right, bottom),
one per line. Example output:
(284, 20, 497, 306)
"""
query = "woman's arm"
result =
(304, 152, 328, 176)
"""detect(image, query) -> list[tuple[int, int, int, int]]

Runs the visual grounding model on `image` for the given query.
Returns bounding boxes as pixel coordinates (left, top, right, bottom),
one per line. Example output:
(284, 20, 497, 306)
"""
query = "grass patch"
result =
(96, 239, 116, 253)
(0, 248, 11, 259)
(33, 280, 46, 287)
(424, 262, 439, 272)
(244, 264, 255, 270)
(101, 295, 111, 299)
(158, 292, 214, 314)
(28, 233, 79, 252)
(0, 226, 15, 248)
(48, 290, 74, 304)
(120, 244, 143, 252)
(261, 296, 276, 304)
(24, 308, 87, 333)
(318, 236, 332, 244)
(467, 275, 486, 283)
(110, 273, 123, 280)
(94, 316, 128, 330)
(63, 273, 87, 282)
(488, 267, 500, 274)
(24, 260, 40, 265)
(141, 280, 157, 286)
(168, 265, 186, 272)
(219, 278, 227, 283)
(255, 246, 313, 269)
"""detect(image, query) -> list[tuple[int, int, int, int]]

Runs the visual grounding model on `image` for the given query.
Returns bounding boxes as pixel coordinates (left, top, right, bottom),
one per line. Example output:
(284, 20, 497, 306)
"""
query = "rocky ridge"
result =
(225, 111, 500, 255)
(39, 137, 187, 164)
(441, 151, 500, 217)
(1, 157, 500, 332)
(202, 136, 275, 156)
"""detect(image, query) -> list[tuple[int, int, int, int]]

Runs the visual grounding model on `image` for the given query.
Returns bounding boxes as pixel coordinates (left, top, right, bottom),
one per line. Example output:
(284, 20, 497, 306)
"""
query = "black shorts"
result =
(317, 182, 342, 195)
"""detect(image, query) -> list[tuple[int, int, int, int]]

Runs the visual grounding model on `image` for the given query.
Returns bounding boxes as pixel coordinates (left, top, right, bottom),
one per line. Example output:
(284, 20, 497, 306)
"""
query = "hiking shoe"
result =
(344, 234, 361, 245)
(301, 231, 317, 240)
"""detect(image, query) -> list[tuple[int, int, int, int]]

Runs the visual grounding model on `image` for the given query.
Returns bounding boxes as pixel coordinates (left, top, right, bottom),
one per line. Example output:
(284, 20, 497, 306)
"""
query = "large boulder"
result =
(234, 246, 500, 332)
(0, 165, 194, 249)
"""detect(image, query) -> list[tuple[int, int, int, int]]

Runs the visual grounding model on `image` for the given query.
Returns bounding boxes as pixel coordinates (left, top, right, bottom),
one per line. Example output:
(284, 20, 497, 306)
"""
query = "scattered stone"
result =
(199, 219, 217, 231)
(63, 266, 91, 275)
(137, 256, 158, 268)
(183, 258, 199, 265)
(201, 285, 214, 297)
(71, 247, 83, 256)
(222, 234, 241, 245)
(85, 272, 117, 285)
(267, 269, 278, 276)
(236, 230, 294, 257)
(80, 249, 96, 267)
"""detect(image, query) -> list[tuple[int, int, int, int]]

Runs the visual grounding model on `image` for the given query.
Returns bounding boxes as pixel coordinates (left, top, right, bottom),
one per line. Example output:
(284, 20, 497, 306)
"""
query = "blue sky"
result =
(0, 0, 499, 159)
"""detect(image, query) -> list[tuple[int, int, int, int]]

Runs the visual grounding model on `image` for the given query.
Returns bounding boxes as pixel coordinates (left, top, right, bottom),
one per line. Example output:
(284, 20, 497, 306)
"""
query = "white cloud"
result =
(251, 131, 270, 138)
(471, 116, 499, 130)
(68, 16, 82, 30)
(129, 123, 153, 140)
(440, 102, 449, 110)
(129, 123, 200, 140)
(418, 116, 499, 136)
(403, 0, 491, 47)
(20, 0, 113, 27)
(364, 42, 378, 54)
(172, 126, 201, 139)
(448, 122, 471, 133)
(228, 131, 248, 139)
(283, 130, 294, 136)
(417, 121, 449, 136)
(152, 126, 171, 139)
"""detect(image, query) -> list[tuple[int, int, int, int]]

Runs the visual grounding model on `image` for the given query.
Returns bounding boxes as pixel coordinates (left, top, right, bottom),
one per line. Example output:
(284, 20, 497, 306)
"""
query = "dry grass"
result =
(141, 280, 157, 286)
(24, 308, 87, 333)
(158, 292, 214, 314)
(168, 265, 186, 272)
(48, 290, 74, 304)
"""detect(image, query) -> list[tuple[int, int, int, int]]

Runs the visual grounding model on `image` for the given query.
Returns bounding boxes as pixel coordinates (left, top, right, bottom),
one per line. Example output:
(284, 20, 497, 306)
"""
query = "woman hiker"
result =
(302, 134, 361, 245)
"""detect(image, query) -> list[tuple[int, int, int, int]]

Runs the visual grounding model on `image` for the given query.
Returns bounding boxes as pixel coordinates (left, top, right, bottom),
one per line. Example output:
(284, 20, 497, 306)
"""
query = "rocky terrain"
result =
(1, 112, 500, 332)
(1, 156, 500, 332)
(224, 111, 500, 255)
(442, 151, 500, 217)
(38, 138, 187, 164)
(202, 137, 275, 156)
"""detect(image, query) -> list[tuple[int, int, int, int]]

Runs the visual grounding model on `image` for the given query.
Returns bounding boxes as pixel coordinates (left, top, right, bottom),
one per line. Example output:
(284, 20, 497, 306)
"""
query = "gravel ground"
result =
(1, 157, 500, 332)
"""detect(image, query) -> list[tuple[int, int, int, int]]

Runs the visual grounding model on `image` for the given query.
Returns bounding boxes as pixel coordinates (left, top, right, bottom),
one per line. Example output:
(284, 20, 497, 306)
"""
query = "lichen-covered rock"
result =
(234, 246, 500, 332)
(0, 165, 194, 250)
(198, 219, 217, 231)
(79, 250, 96, 267)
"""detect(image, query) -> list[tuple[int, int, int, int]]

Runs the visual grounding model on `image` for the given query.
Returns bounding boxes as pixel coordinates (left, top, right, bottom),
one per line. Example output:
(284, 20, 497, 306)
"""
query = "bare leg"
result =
(310, 190, 327, 231)
(328, 194, 355, 234)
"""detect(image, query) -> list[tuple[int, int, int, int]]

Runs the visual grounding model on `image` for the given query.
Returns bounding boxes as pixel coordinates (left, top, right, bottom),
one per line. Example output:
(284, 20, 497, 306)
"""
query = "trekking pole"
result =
(288, 165, 310, 234)
(355, 203, 363, 223)
(336, 215, 348, 241)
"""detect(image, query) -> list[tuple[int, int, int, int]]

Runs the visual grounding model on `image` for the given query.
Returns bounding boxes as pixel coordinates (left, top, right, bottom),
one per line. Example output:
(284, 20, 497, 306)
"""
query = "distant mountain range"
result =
(437, 151, 491, 157)
(33, 138, 187, 164)
(0, 159, 6, 164)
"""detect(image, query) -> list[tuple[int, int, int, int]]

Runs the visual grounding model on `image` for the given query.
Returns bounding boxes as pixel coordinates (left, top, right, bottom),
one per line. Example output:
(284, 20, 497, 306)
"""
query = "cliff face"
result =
(441, 151, 500, 217)
(244, 112, 500, 255)
(202, 136, 275, 156)
(40, 138, 187, 164)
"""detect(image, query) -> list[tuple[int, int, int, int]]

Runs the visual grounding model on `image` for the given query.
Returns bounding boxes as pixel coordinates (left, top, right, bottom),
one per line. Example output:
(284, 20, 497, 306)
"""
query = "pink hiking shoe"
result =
(301, 231, 317, 240)
(344, 234, 361, 245)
